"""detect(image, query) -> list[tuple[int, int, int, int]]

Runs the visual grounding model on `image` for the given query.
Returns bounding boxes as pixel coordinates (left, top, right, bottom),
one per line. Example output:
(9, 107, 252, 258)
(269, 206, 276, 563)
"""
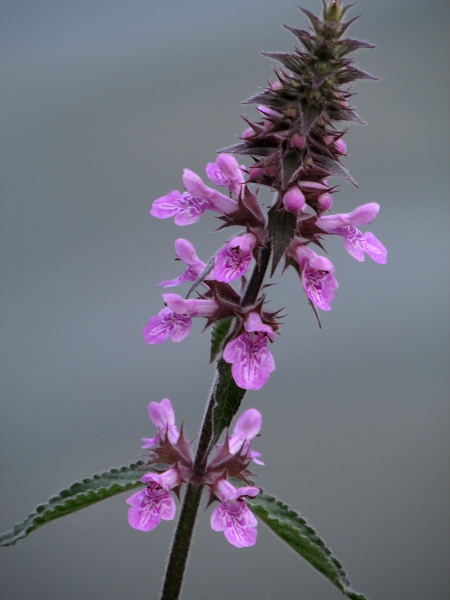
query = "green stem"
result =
(159, 482, 203, 600)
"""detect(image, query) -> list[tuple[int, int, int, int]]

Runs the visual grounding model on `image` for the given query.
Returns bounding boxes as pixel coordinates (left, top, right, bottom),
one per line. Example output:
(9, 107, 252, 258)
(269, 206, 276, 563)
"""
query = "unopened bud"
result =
(283, 186, 306, 214)
(269, 80, 283, 91)
(248, 166, 264, 181)
(334, 138, 347, 154)
(291, 133, 307, 150)
(318, 192, 333, 211)
(242, 127, 254, 139)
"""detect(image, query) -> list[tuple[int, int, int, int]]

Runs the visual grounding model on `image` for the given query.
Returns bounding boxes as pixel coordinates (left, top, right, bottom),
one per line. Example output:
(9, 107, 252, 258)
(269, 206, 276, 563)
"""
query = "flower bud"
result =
(241, 127, 255, 139)
(317, 192, 333, 210)
(334, 138, 347, 154)
(291, 133, 307, 149)
(283, 186, 306, 214)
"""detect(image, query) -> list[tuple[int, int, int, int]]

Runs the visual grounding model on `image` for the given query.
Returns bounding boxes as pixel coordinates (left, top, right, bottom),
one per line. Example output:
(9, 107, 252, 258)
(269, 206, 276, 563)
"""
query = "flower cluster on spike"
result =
(127, 400, 262, 547)
(143, 1, 386, 394)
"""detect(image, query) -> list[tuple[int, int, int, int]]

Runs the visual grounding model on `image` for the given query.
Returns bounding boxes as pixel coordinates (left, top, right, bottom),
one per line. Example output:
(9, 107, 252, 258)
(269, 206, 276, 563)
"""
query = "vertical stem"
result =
(160, 482, 203, 600)
(241, 240, 272, 307)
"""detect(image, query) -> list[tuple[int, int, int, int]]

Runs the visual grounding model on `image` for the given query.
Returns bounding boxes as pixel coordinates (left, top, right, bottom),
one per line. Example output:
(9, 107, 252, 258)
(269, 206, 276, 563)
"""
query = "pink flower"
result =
(126, 469, 180, 532)
(159, 239, 206, 288)
(223, 312, 275, 390)
(214, 233, 257, 283)
(292, 245, 339, 311)
(228, 408, 264, 465)
(150, 190, 209, 226)
(142, 398, 179, 449)
(210, 479, 259, 548)
(206, 154, 245, 197)
(142, 294, 219, 346)
(317, 203, 387, 264)
(150, 170, 238, 226)
(142, 307, 192, 344)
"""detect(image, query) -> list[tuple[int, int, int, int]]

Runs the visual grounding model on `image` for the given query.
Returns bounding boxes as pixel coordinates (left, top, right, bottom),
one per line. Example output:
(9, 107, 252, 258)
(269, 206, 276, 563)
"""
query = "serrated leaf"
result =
(211, 358, 246, 445)
(0, 462, 147, 547)
(210, 317, 233, 363)
(248, 492, 369, 600)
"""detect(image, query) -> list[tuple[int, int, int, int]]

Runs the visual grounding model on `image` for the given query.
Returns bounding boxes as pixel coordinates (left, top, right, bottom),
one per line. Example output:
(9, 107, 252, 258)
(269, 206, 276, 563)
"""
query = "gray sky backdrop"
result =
(1, 1, 449, 599)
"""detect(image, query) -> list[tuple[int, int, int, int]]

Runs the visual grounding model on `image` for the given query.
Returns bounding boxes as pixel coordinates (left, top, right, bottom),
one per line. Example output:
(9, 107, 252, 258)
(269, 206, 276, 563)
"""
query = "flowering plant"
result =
(1, 3, 386, 599)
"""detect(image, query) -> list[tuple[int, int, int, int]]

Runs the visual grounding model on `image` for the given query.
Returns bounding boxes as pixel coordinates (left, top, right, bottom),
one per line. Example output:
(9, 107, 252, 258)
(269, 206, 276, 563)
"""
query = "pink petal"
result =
(232, 408, 262, 442)
(224, 333, 275, 390)
(142, 308, 191, 344)
(148, 398, 175, 428)
(346, 202, 380, 226)
(302, 267, 338, 311)
(363, 231, 387, 264)
(343, 226, 368, 261)
(224, 523, 257, 548)
(126, 487, 176, 531)
(174, 238, 205, 269)
(234, 486, 260, 501)
(150, 191, 183, 219)
(244, 312, 275, 340)
(211, 498, 258, 548)
(214, 244, 252, 283)
(173, 193, 209, 226)
(210, 503, 229, 532)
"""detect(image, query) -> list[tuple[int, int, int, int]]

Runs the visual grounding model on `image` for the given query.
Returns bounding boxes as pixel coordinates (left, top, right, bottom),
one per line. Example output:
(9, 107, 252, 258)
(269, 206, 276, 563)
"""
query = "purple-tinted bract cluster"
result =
(127, 399, 262, 547)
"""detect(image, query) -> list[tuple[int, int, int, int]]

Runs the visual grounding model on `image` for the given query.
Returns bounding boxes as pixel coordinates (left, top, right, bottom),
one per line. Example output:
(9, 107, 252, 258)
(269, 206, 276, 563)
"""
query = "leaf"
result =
(210, 317, 233, 363)
(248, 492, 369, 600)
(281, 148, 301, 189)
(261, 51, 304, 74)
(337, 66, 378, 84)
(338, 38, 376, 55)
(327, 108, 366, 126)
(0, 462, 147, 547)
(312, 154, 357, 186)
(211, 358, 246, 445)
(268, 206, 297, 276)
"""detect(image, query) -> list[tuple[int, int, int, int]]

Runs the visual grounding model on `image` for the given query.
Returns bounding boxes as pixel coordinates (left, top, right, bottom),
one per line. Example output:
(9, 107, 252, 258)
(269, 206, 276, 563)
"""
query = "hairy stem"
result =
(241, 240, 272, 307)
(160, 482, 203, 600)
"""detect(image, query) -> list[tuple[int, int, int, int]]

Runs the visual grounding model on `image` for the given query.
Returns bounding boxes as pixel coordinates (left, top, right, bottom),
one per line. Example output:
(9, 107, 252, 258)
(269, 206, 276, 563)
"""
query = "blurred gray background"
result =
(1, 1, 449, 599)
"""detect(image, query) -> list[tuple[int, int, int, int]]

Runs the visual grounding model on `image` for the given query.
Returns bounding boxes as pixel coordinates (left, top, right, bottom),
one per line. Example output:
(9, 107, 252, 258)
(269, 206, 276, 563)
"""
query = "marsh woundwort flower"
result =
(127, 401, 263, 547)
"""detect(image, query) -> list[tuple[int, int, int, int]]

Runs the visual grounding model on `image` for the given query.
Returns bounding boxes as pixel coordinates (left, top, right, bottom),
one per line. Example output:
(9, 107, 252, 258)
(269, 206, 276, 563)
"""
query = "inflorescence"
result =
(128, 1, 387, 548)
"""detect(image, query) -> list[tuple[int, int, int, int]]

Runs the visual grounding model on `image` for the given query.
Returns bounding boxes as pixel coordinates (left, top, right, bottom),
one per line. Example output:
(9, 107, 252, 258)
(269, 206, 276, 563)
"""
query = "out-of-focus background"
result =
(1, 1, 449, 599)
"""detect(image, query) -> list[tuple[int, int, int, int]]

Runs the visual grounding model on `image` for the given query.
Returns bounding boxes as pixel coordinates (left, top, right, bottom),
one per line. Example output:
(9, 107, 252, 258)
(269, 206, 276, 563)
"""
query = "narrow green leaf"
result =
(210, 317, 233, 363)
(211, 358, 246, 445)
(268, 206, 297, 276)
(312, 154, 357, 186)
(0, 462, 147, 547)
(248, 492, 369, 600)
